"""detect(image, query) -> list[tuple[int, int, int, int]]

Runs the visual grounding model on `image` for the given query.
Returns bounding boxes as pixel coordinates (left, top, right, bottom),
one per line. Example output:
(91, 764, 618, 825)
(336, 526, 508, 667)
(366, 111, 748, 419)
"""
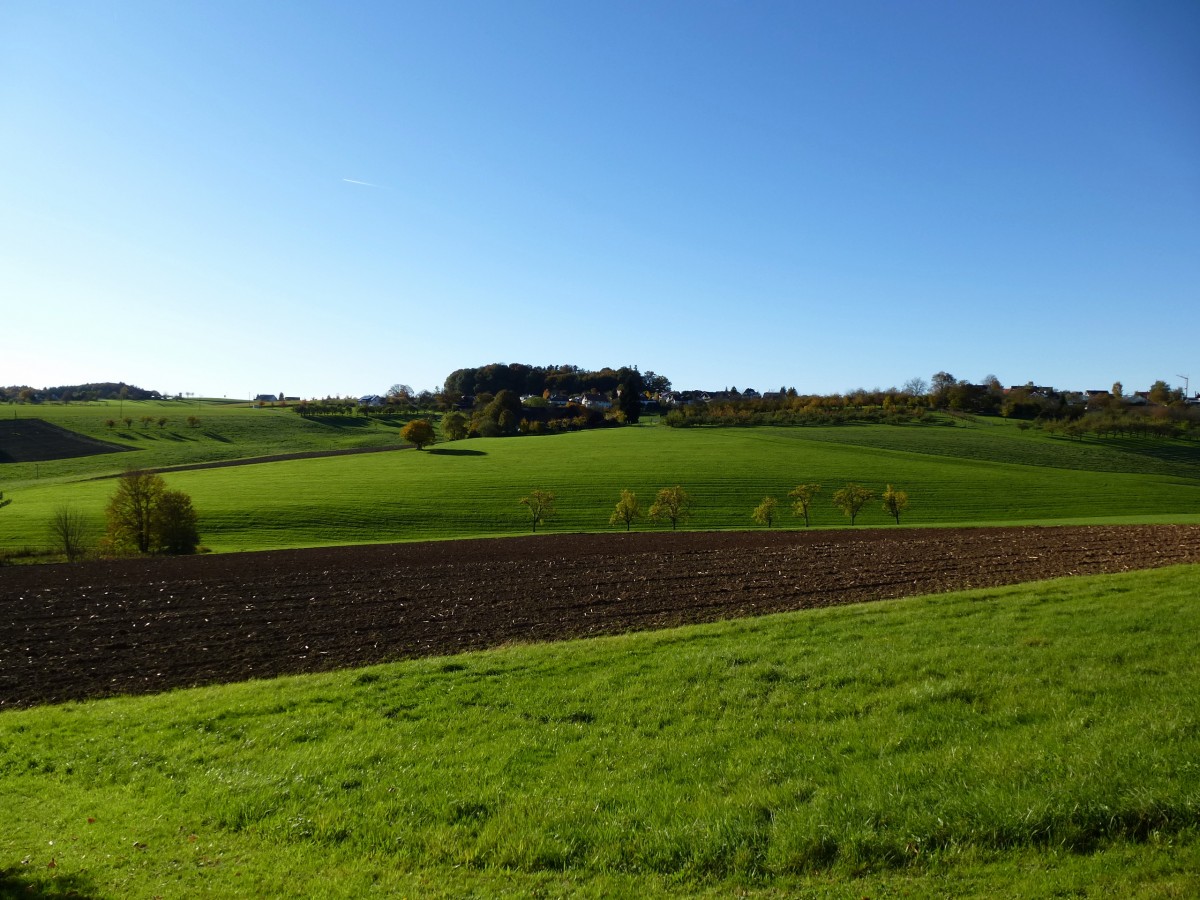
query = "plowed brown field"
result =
(3, 525, 1199, 708)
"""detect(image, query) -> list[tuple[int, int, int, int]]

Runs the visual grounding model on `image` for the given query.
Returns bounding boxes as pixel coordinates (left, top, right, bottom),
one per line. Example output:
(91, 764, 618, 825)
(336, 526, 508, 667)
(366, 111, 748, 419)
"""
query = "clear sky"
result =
(3, 0, 1197, 399)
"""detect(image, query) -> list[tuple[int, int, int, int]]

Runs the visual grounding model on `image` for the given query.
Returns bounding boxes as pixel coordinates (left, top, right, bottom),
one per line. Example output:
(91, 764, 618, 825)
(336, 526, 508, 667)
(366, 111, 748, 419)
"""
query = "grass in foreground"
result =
(3, 565, 1199, 897)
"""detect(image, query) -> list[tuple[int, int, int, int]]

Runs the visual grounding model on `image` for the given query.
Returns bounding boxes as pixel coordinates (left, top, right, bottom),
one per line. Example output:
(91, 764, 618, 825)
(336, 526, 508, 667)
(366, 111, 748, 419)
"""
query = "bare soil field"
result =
(0, 419, 131, 464)
(3, 525, 1199, 708)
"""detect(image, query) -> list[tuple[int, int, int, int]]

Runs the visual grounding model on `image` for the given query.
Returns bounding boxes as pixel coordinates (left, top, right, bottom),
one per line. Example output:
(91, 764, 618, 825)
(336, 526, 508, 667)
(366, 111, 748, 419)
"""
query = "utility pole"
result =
(1179, 375, 1190, 398)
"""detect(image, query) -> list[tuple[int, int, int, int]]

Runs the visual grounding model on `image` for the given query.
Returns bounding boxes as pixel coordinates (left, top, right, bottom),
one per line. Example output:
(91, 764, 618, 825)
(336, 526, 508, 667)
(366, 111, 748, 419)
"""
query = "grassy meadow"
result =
(0, 398, 415, 483)
(3, 565, 1199, 897)
(1, 408, 1199, 553)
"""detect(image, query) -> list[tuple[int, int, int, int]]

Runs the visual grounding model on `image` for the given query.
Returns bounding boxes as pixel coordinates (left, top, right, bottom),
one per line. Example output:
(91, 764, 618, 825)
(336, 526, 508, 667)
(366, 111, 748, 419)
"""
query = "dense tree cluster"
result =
(450, 390, 612, 437)
(2, 382, 162, 404)
(664, 394, 932, 428)
(293, 399, 366, 417)
(444, 363, 662, 409)
(100, 471, 200, 556)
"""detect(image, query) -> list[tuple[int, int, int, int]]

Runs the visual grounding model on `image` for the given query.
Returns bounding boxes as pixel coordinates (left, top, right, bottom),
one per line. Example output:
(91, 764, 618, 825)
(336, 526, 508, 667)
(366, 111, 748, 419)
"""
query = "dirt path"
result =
(3, 525, 1198, 708)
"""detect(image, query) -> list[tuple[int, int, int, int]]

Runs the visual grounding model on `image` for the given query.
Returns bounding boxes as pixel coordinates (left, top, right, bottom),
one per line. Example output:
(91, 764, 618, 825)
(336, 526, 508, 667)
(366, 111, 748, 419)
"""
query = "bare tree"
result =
(48, 504, 91, 561)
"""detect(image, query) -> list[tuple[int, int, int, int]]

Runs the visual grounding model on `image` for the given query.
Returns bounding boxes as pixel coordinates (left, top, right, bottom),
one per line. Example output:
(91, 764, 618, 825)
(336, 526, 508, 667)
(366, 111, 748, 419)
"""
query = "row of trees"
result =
(1037, 409, 1196, 441)
(927, 373, 1195, 420)
(520, 486, 696, 533)
(664, 403, 932, 428)
(519, 484, 911, 533)
(660, 376, 1198, 438)
(752, 484, 908, 527)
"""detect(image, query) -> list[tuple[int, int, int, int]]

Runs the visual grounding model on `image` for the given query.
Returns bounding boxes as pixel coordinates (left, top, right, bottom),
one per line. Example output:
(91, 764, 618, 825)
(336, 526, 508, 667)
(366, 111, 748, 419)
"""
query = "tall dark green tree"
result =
(617, 382, 642, 423)
(154, 490, 200, 554)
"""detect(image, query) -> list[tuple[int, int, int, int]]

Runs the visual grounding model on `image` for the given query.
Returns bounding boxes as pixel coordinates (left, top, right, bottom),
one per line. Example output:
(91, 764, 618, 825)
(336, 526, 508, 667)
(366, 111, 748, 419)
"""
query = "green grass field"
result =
(2, 416, 1199, 553)
(0, 399, 416, 485)
(4, 566, 1199, 898)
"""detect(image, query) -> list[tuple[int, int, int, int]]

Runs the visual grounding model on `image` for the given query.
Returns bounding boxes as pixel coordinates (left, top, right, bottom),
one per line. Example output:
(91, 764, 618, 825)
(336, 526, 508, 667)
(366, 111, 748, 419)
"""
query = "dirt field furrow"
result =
(3, 525, 1200, 708)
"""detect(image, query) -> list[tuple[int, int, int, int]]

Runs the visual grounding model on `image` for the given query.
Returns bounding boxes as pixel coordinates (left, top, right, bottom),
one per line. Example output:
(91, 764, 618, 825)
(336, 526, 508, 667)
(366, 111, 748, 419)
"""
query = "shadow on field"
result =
(1113, 439, 1200, 476)
(429, 448, 487, 457)
(0, 866, 102, 899)
(201, 431, 232, 443)
(310, 416, 373, 429)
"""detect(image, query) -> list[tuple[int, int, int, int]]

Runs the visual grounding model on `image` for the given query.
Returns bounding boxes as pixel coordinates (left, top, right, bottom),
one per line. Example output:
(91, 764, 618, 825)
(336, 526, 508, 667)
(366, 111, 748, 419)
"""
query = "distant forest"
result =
(443, 363, 671, 400)
(2, 382, 162, 403)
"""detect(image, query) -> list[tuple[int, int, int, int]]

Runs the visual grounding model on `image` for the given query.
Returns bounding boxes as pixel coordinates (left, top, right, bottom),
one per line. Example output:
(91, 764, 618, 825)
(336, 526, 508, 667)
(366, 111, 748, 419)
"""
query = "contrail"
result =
(342, 178, 383, 188)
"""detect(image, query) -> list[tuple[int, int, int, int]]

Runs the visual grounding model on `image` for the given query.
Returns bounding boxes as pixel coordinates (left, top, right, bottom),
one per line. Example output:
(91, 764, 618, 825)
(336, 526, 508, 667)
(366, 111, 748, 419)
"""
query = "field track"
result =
(3, 525, 1199, 708)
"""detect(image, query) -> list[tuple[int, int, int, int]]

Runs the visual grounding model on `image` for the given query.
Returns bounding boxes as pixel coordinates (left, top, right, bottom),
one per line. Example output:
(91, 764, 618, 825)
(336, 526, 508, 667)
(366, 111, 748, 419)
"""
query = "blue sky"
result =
(3, 0, 1197, 399)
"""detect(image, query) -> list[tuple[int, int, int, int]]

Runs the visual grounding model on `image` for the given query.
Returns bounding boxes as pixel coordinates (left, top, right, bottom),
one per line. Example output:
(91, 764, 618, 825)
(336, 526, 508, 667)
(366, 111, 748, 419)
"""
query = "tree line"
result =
(443, 363, 669, 403)
(660, 374, 1198, 440)
(664, 399, 932, 428)
(519, 483, 911, 533)
(3, 382, 162, 404)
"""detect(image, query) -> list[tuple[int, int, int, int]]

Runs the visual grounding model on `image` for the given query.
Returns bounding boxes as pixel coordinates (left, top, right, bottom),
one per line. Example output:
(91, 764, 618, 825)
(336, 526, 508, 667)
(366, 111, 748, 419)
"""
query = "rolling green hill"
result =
(1, 416, 1198, 554)
(0, 400, 417, 485)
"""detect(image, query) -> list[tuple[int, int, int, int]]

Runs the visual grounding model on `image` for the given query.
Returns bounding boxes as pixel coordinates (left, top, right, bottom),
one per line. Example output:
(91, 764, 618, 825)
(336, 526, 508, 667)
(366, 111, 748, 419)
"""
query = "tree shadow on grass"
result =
(0, 865, 102, 898)
(429, 448, 487, 457)
(1108, 438, 1200, 477)
(201, 431, 232, 443)
(308, 416, 373, 429)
